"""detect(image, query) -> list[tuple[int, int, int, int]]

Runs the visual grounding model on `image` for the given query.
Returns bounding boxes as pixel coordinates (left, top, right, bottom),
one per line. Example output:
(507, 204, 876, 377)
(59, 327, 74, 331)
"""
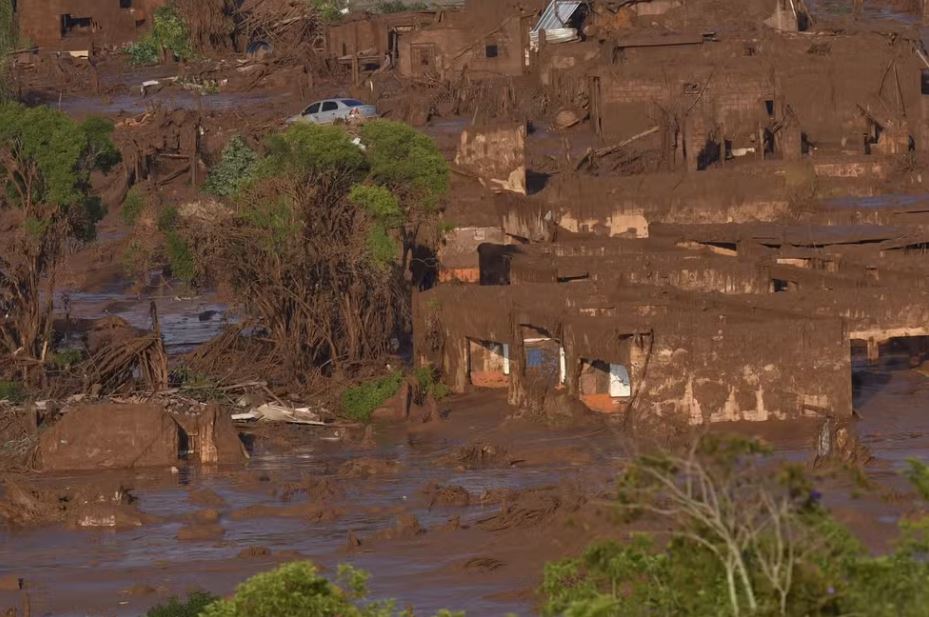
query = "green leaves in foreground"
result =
(195, 561, 463, 617)
(543, 439, 929, 617)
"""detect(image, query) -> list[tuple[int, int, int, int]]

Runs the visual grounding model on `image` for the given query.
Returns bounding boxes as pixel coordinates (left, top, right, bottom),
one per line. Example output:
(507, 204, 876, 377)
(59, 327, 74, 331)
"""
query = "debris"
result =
(36, 404, 181, 472)
(232, 403, 324, 425)
(477, 486, 585, 531)
(195, 403, 250, 464)
(553, 108, 583, 130)
(455, 124, 527, 195)
(422, 482, 472, 508)
(443, 441, 510, 469)
(376, 512, 425, 540)
(462, 557, 505, 572)
(83, 309, 168, 395)
(237, 546, 272, 558)
(338, 457, 400, 477)
(188, 488, 228, 508)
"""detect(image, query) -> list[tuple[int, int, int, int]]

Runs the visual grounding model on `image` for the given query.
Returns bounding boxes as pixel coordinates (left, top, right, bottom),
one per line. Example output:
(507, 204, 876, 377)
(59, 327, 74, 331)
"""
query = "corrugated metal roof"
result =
(532, 0, 582, 33)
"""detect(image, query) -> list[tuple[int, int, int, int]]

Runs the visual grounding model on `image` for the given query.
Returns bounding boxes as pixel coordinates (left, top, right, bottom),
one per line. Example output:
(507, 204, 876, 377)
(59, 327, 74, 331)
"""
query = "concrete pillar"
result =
(445, 335, 470, 394)
(867, 337, 880, 365)
(507, 320, 527, 408)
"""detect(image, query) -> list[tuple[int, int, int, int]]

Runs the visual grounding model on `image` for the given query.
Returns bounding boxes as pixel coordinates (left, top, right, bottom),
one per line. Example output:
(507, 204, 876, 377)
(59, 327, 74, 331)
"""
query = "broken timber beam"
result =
(575, 125, 660, 170)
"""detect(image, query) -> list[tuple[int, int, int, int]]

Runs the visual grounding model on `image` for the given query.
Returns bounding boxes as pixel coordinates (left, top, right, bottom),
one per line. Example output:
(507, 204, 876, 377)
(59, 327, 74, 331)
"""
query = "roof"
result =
(532, 0, 582, 33)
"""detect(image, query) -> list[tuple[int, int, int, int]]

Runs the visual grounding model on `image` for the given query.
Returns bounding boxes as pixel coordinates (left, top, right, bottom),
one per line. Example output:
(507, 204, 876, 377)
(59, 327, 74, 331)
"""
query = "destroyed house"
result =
(16, 0, 167, 52)
(421, 221, 929, 423)
(585, 23, 925, 168)
(414, 278, 853, 423)
(325, 10, 439, 73)
(396, 0, 546, 79)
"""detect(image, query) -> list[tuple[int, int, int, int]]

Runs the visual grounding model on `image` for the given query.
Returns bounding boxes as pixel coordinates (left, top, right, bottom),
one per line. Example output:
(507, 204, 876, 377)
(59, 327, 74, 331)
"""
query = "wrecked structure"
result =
(396, 0, 539, 79)
(412, 0, 929, 426)
(326, 9, 439, 77)
(418, 220, 929, 424)
(15, 0, 168, 53)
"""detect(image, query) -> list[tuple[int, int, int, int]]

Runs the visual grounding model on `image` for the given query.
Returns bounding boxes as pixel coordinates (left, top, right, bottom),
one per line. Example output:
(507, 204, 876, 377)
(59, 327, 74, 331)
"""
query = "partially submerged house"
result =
(419, 222, 929, 423)
(16, 0, 167, 53)
(325, 9, 439, 77)
(414, 276, 853, 423)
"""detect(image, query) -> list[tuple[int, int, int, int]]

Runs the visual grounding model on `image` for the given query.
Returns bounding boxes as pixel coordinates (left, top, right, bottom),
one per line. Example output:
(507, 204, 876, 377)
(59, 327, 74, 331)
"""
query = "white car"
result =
(287, 98, 379, 124)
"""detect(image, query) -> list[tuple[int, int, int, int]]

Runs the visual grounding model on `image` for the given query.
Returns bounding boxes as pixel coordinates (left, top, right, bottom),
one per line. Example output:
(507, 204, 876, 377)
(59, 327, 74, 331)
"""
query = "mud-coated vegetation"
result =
(0, 103, 118, 384)
(183, 120, 447, 381)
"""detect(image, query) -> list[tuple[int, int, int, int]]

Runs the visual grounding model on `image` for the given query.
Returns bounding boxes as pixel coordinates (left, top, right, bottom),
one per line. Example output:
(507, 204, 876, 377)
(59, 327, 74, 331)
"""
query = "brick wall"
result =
(598, 63, 773, 140)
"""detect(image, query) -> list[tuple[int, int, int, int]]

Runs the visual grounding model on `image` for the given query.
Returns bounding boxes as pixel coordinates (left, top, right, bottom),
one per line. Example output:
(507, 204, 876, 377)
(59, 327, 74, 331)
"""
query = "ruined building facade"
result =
(16, 0, 168, 52)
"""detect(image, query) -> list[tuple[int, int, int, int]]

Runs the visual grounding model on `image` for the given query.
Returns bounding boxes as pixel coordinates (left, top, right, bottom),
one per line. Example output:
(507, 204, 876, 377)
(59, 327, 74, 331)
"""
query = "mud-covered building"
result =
(396, 0, 545, 79)
(417, 221, 929, 424)
(326, 9, 439, 73)
(15, 0, 167, 52)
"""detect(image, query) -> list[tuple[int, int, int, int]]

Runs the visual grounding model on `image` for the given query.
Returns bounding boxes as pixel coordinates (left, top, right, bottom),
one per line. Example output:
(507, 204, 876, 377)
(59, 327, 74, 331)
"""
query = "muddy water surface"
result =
(0, 392, 621, 616)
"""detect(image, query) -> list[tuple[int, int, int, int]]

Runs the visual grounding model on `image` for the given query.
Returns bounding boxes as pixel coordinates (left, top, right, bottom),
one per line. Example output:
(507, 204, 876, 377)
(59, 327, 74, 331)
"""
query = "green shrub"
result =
(121, 238, 154, 279)
(0, 381, 23, 402)
(377, 1, 428, 13)
(204, 136, 259, 198)
(157, 205, 179, 232)
(126, 4, 193, 65)
(146, 591, 218, 617)
(197, 561, 465, 617)
(414, 365, 449, 400)
(126, 38, 159, 65)
(49, 348, 82, 369)
(341, 371, 403, 422)
(201, 562, 389, 617)
(311, 0, 346, 22)
(121, 187, 146, 226)
(907, 458, 929, 502)
(360, 120, 449, 215)
(165, 230, 196, 283)
(170, 366, 223, 401)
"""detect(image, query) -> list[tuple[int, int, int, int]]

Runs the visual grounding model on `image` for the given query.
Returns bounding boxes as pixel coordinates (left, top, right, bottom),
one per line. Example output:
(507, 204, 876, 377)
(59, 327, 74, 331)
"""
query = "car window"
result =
(305, 103, 320, 114)
(321, 101, 338, 112)
(342, 99, 365, 107)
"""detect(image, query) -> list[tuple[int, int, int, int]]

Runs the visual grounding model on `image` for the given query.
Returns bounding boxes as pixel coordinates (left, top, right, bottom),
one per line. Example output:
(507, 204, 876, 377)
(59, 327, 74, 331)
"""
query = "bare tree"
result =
(618, 437, 830, 617)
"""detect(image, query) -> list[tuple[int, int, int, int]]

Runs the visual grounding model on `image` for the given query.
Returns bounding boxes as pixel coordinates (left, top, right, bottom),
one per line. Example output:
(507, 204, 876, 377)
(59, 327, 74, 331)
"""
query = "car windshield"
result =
(342, 99, 365, 107)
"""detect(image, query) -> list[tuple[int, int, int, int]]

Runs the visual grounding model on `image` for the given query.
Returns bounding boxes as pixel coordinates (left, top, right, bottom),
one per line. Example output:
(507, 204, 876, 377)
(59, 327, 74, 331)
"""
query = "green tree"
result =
(541, 437, 929, 617)
(311, 0, 348, 22)
(359, 120, 448, 271)
(201, 562, 396, 617)
(0, 102, 118, 379)
(204, 136, 259, 198)
(146, 591, 218, 617)
(126, 4, 194, 65)
(200, 562, 463, 617)
(188, 121, 447, 379)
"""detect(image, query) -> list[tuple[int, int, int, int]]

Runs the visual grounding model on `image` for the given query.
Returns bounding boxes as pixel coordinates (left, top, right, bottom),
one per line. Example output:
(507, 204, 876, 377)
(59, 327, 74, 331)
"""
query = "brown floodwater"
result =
(0, 391, 624, 617)
(3, 347, 928, 616)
